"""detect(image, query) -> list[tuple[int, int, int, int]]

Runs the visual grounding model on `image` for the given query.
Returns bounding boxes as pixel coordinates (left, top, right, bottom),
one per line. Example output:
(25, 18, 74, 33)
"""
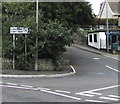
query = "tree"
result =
(39, 2, 95, 30)
(2, 2, 95, 70)
(2, 2, 73, 70)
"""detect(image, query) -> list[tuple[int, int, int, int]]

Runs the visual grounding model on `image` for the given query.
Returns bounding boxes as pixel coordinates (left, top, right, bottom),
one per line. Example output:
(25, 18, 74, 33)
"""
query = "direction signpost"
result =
(10, 27, 29, 70)
(10, 27, 29, 34)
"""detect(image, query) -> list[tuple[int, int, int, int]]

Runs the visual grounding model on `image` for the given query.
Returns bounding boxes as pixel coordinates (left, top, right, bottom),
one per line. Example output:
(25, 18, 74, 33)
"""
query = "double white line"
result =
(0, 82, 81, 101)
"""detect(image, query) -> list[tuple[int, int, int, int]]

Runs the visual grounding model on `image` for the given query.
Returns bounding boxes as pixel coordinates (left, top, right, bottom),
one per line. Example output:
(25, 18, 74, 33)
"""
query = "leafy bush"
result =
(37, 20, 73, 70)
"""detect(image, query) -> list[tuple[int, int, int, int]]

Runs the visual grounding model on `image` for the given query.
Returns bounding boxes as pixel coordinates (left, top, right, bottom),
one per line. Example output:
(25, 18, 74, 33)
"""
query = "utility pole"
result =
(106, 0, 109, 52)
(35, 0, 38, 71)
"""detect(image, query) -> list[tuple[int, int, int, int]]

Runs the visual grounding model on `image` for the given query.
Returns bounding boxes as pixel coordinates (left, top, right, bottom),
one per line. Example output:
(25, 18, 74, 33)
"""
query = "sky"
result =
(86, 0, 105, 15)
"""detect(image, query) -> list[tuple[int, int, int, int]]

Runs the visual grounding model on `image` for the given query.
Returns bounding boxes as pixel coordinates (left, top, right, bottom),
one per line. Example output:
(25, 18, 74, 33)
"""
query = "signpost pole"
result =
(25, 35, 27, 55)
(25, 34, 27, 69)
(13, 34, 15, 69)
(35, 0, 38, 71)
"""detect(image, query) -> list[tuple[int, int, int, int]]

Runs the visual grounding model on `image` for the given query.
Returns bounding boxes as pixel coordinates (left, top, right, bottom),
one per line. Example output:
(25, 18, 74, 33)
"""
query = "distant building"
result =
(96, 0, 120, 30)
(87, 0, 120, 51)
(88, 30, 120, 51)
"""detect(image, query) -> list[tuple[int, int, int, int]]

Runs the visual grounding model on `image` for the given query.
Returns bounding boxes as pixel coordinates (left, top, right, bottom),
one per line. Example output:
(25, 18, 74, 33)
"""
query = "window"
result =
(94, 34, 97, 42)
(89, 35, 92, 42)
(112, 36, 117, 43)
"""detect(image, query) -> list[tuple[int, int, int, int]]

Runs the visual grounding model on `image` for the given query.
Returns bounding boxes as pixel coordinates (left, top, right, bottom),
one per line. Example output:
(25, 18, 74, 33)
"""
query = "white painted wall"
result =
(99, 32, 107, 49)
(88, 32, 106, 49)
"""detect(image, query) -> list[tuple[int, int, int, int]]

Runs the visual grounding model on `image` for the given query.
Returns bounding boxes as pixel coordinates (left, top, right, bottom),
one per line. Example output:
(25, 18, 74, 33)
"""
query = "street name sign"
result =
(10, 27, 29, 34)
(10, 27, 29, 70)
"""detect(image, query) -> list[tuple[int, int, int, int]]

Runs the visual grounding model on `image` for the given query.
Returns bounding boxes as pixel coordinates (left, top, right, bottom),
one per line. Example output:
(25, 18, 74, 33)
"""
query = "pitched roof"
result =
(108, 0, 120, 2)
(98, 0, 120, 18)
(108, 1, 119, 14)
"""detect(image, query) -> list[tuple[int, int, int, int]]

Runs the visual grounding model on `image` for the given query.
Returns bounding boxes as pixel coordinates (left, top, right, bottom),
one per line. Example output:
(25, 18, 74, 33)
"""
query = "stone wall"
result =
(38, 59, 56, 71)
(2, 58, 13, 69)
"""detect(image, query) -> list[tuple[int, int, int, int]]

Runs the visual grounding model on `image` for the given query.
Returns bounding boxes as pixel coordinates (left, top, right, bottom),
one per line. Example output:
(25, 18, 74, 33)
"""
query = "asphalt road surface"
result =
(1, 46, 119, 103)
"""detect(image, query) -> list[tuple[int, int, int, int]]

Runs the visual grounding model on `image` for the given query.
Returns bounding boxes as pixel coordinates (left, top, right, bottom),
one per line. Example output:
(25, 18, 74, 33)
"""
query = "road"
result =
(1, 46, 119, 103)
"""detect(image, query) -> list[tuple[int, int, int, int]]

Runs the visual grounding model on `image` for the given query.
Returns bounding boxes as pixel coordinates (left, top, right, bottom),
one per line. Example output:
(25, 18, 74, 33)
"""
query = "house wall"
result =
(88, 32, 106, 49)
(99, 32, 107, 49)
(88, 32, 100, 49)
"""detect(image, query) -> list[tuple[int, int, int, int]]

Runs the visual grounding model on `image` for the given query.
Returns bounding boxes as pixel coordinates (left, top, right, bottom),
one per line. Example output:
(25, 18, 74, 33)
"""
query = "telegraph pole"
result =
(35, 0, 38, 71)
(106, 0, 109, 52)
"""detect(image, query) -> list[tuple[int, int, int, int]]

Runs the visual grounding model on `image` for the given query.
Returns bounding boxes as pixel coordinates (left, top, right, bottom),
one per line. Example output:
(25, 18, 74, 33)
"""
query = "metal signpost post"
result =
(35, 0, 38, 71)
(10, 27, 29, 70)
(13, 34, 15, 70)
(25, 34, 27, 69)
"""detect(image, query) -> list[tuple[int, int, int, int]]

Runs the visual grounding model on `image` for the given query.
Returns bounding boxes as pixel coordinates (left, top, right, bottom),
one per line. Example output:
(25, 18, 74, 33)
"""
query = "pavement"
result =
(73, 44, 119, 61)
(1, 65, 75, 78)
(1, 44, 119, 78)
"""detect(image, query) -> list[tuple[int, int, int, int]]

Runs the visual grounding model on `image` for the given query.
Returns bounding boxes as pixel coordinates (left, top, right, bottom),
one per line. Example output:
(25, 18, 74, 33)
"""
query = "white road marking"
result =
(6, 83, 18, 86)
(77, 93, 94, 97)
(76, 91, 102, 97)
(40, 89, 81, 101)
(20, 85, 33, 88)
(0, 84, 39, 91)
(90, 85, 120, 92)
(76, 85, 120, 96)
(37, 87, 50, 91)
(108, 95, 120, 99)
(70, 65, 76, 73)
(93, 58, 100, 60)
(55, 90, 70, 94)
(85, 99, 106, 102)
(86, 91, 102, 95)
(1, 82, 80, 101)
(105, 65, 120, 72)
(100, 97, 119, 101)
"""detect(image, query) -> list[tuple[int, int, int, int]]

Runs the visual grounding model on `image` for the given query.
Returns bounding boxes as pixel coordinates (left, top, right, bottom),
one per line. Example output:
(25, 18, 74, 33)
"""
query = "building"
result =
(87, 0, 120, 51)
(88, 31, 106, 49)
(96, 0, 120, 30)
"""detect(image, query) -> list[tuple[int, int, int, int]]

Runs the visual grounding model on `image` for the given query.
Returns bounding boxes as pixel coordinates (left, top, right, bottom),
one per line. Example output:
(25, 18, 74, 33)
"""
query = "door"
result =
(111, 35, 118, 50)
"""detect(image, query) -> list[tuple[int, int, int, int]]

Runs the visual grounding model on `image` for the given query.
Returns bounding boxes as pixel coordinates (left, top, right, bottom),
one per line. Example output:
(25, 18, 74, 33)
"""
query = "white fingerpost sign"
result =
(10, 27, 29, 70)
(10, 27, 29, 34)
